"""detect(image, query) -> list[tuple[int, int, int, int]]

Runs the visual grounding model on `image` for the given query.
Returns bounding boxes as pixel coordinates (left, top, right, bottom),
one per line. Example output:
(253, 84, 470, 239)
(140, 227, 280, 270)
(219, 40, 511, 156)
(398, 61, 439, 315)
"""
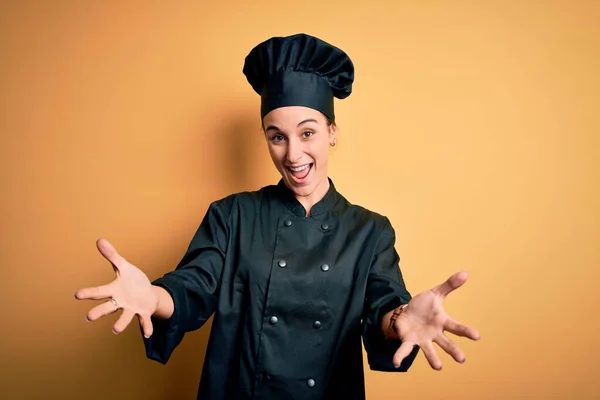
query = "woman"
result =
(75, 33, 480, 399)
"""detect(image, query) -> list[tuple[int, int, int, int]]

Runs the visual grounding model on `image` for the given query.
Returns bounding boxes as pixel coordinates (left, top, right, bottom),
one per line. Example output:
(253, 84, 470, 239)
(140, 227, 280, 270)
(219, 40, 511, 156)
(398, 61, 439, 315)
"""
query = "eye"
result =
(302, 130, 314, 139)
(271, 134, 285, 143)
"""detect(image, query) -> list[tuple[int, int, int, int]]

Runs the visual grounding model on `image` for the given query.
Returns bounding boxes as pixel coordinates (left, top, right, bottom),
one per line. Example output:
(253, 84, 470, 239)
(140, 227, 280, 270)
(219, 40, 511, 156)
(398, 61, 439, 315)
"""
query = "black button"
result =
(269, 316, 278, 325)
(278, 260, 287, 268)
(321, 264, 330, 272)
(257, 373, 270, 382)
(313, 321, 322, 329)
(307, 378, 315, 388)
(284, 219, 292, 227)
(321, 223, 329, 230)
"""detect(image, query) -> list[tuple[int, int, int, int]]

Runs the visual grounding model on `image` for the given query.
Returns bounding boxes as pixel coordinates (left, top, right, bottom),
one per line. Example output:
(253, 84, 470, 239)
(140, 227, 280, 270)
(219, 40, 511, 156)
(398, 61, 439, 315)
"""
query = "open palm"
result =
(74, 238, 158, 338)
(393, 271, 480, 370)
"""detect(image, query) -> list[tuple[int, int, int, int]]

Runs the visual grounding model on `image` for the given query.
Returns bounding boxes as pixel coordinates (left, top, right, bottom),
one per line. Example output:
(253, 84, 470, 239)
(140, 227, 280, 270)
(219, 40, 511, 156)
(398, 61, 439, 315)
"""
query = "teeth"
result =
(289, 164, 310, 172)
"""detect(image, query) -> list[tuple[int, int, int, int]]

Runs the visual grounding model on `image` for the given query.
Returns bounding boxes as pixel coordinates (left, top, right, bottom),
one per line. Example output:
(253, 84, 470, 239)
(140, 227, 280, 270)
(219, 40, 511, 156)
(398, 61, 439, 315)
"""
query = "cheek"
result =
(266, 144, 284, 164)
(312, 141, 330, 164)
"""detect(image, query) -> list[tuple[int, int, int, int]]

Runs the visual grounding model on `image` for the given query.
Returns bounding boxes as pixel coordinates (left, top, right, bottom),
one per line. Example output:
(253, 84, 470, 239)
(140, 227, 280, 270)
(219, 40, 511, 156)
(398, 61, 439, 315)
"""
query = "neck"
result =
(296, 178, 330, 217)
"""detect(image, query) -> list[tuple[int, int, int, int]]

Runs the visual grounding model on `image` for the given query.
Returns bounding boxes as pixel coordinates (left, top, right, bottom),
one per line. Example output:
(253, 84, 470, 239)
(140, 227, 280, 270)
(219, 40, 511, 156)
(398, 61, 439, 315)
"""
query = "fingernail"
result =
(85, 316, 91, 322)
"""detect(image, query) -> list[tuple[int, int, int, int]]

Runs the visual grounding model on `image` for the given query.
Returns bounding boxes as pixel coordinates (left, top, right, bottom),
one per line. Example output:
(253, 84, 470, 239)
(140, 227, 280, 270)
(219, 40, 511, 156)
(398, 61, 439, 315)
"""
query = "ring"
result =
(109, 298, 119, 312)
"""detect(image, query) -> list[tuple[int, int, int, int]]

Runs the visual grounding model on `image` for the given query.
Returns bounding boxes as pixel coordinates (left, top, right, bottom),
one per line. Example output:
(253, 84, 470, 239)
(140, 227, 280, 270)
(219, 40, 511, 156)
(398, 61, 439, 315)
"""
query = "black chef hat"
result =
(243, 33, 354, 121)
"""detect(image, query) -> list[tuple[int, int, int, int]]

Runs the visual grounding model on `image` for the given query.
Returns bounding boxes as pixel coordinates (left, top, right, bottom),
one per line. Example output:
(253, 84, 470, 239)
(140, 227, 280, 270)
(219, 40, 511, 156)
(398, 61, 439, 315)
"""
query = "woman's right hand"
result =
(75, 238, 159, 338)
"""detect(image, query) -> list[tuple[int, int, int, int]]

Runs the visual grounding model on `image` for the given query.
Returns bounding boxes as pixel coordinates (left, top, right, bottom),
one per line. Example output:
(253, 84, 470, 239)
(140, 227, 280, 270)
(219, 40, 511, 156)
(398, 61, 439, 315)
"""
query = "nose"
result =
(286, 137, 304, 164)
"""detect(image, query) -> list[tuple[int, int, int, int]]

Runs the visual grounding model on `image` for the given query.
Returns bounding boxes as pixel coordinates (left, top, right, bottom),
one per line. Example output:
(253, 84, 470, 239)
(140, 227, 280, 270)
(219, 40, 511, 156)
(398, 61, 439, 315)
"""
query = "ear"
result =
(328, 123, 338, 142)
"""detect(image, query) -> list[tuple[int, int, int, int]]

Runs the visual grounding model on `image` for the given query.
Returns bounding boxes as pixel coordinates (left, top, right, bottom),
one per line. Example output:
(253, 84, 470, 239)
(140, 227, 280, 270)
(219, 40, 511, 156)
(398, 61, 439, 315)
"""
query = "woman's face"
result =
(263, 106, 336, 199)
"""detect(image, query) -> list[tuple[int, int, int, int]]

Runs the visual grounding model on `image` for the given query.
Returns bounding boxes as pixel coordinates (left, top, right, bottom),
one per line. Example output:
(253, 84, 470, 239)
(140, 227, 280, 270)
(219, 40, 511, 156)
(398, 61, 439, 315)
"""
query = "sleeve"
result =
(142, 201, 229, 364)
(362, 218, 420, 372)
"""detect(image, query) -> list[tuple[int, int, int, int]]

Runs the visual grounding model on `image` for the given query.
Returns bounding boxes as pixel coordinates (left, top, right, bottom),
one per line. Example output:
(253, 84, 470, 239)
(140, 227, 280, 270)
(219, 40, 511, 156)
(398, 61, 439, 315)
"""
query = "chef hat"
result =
(242, 33, 354, 121)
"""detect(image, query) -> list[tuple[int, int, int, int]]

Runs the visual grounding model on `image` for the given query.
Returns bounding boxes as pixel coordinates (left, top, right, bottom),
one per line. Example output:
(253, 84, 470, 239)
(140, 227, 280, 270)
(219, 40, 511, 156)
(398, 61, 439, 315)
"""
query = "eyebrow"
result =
(265, 118, 319, 133)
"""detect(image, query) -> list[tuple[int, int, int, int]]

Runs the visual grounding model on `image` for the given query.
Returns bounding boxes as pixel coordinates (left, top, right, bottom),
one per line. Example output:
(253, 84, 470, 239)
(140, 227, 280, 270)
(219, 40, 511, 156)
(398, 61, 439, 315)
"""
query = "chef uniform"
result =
(143, 33, 419, 400)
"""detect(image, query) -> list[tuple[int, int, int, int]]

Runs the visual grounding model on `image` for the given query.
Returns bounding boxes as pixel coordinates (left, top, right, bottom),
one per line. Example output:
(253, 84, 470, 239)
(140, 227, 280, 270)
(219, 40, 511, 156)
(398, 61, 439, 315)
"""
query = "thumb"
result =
(96, 238, 126, 270)
(431, 270, 469, 298)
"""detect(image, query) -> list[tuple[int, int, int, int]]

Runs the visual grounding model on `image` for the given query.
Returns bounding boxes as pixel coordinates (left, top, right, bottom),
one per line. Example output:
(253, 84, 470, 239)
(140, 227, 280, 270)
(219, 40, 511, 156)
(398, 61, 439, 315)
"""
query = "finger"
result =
(421, 340, 443, 370)
(75, 284, 113, 300)
(445, 318, 481, 341)
(434, 333, 465, 363)
(112, 309, 135, 334)
(96, 238, 126, 271)
(86, 300, 119, 322)
(138, 314, 154, 338)
(431, 271, 468, 298)
(392, 341, 415, 368)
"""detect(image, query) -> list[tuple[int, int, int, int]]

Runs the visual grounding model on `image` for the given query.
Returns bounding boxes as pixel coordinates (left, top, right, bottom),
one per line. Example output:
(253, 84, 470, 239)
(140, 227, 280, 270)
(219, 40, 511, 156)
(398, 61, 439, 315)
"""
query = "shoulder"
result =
(210, 184, 278, 214)
(335, 193, 394, 234)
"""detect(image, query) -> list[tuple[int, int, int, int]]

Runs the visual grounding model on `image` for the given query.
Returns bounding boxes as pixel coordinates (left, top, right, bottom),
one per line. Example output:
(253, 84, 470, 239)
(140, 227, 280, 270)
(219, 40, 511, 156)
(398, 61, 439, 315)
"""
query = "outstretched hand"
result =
(74, 238, 158, 338)
(393, 271, 480, 370)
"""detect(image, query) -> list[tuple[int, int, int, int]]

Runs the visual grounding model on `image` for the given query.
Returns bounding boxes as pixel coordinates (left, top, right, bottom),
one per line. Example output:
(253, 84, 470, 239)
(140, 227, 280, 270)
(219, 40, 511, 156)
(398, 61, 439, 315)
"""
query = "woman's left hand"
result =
(393, 271, 480, 370)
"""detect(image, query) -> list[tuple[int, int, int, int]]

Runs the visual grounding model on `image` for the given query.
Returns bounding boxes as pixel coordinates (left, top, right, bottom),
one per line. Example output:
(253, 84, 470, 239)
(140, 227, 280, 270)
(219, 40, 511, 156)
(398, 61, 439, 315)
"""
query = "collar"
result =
(276, 177, 340, 217)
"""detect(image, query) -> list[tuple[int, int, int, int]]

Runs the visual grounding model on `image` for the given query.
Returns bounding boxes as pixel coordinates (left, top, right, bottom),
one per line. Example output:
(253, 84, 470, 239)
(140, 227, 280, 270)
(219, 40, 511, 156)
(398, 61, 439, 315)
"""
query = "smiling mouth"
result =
(287, 163, 313, 181)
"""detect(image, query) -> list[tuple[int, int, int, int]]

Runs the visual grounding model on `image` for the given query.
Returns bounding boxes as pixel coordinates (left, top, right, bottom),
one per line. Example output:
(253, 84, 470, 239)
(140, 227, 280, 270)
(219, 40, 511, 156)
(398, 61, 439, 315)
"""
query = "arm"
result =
(144, 201, 230, 364)
(361, 218, 419, 372)
(363, 220, 480, 371)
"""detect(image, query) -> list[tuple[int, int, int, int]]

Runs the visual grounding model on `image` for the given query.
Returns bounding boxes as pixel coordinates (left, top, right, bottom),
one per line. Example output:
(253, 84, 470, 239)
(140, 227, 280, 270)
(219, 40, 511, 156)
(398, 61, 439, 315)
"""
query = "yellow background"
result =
(1, 1, 599, 399)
